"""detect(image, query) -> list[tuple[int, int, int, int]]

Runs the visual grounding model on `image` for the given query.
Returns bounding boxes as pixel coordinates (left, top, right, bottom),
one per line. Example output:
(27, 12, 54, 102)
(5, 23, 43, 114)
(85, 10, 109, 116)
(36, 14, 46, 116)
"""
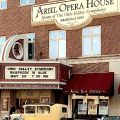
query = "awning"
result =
(64, 72, 114, 96)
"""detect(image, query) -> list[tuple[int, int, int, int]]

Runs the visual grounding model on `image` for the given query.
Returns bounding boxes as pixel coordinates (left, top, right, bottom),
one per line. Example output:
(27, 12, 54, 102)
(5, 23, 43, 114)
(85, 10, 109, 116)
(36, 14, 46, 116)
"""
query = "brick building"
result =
(0, 0, 120, 119)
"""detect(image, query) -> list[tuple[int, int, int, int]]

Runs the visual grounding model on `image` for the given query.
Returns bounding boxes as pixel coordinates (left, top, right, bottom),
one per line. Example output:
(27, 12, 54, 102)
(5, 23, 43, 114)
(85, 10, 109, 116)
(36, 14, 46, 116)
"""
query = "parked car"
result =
(99, 116, 120, 120)
(10, 104, 68, 120)
(104, 116, 120, 120)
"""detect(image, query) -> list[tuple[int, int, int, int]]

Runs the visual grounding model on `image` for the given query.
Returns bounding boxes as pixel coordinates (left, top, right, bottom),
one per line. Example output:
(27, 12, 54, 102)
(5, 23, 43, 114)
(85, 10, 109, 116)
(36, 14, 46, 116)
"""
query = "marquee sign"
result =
(31, 0, 120, 30)
(5, 66, 56, 79)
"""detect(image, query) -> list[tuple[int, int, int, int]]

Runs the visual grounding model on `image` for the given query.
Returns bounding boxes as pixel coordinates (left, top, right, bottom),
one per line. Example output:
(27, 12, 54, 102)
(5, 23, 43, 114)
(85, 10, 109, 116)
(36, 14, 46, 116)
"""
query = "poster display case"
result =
(88, 99, 97, 115)
(1, 97, 9, 111)
(99, 99, 109, 115)
(78, 101, 87, 115)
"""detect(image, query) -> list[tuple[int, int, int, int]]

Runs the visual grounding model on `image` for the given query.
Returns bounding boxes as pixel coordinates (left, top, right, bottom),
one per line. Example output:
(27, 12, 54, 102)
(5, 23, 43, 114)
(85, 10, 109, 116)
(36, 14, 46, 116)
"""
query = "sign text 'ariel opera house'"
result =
(0, 0, 120, 119)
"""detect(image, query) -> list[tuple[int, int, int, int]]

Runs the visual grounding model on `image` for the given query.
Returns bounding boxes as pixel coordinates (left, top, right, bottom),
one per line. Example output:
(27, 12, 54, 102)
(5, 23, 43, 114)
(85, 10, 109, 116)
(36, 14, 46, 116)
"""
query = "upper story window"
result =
(20, 0, 35, 6)
(21, 33, 35, 60)
(82, 26, 101, 57)
(48, 0, 58, 1)
(0, 0, 7, 9)
(48, 0, 64, 2)
(26, 33, 35, 60)
(0, 36, 6, 60)
(49, 30, 66, 59)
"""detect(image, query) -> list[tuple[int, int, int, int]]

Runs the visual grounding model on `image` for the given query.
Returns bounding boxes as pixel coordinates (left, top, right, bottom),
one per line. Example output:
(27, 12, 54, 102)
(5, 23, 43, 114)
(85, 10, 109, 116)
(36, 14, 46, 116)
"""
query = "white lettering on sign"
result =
(5, 66, 56, 79)
(80, 89, 106, 94)
(31, 0, 119, 30)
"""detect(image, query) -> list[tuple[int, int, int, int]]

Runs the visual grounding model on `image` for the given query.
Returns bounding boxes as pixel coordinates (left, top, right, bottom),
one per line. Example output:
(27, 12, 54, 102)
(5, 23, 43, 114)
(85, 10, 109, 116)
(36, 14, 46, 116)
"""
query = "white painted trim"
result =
(2, 54, 120, 65)
(0, 60, 61, 63)
(2, 35, 28, 61)
(68, 95, 72, 118)
(61, 55, 120, 64)
(0, 81, 66, 85)
(0, 60, 72, 67)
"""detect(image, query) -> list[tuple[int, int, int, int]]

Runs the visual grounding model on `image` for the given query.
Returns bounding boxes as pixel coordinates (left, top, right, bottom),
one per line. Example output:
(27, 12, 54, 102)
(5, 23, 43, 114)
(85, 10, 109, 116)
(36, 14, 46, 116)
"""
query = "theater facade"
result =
(0, 0, 120, 119)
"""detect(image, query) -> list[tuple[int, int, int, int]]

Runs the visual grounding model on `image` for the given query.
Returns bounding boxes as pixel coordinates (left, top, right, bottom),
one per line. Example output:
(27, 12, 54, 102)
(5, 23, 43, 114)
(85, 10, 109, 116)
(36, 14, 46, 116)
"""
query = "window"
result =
(49, 30, 66, 59)
(48, 0, 54, 1)
(82, 26, 101, 57)
(37, 106, 50, 114)
(40, 97, 50, 103)
(20, 0, 35, 6)
(0, 36, 6, 60)
(62, 107, 67, 113)
(25, 106, 35, 113)
(27, 33, 35, 60)
(21, 33, 35, 60)
(0, 0, 7, 9)
(48, 0, 59, 1)
(25, 33, 35, 60)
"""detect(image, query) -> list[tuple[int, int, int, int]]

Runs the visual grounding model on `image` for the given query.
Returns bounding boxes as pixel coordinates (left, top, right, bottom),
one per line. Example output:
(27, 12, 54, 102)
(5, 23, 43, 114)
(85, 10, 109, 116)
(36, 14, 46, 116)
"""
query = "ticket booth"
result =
(64, 72, 114, 119)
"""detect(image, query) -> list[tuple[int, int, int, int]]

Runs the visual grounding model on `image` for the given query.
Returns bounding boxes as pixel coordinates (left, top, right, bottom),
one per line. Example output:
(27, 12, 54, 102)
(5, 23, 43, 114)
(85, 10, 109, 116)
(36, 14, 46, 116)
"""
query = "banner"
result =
(32, 0, 119, 30)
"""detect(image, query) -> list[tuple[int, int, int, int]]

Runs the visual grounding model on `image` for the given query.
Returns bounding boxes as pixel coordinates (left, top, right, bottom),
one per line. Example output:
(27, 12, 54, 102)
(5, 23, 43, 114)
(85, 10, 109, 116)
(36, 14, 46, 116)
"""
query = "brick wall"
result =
(71, 62, 109, 73)
(0, 1, 119, 71)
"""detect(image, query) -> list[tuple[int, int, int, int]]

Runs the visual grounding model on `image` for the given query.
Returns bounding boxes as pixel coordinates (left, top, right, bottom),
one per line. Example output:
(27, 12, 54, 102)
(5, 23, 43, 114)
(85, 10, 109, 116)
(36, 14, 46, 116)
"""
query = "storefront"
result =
(64, 72, 114, 119)
(0, 62, 71, 118)
(1, 0, 120, 119)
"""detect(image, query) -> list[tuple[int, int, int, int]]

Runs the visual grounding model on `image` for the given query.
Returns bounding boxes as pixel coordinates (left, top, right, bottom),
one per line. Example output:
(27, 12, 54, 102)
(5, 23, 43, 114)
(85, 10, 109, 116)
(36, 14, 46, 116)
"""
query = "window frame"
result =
(0, 36, 6, 46)
(48, 0, 65, 2)
(20, 0, 35, 6)
(26, 33, 35, 60)
(0, 0, 7, 10)
(20, 33, 35, 60)
(39, 96, 50, 104)
(49, 30, 66, 59)
(82, 25, 101, 57)
(0, 36, 6, 61)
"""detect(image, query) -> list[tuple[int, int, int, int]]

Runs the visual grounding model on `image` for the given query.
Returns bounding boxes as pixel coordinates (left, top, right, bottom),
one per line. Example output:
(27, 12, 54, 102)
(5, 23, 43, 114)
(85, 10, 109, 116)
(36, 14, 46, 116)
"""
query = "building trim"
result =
(0, 81, 66, 85)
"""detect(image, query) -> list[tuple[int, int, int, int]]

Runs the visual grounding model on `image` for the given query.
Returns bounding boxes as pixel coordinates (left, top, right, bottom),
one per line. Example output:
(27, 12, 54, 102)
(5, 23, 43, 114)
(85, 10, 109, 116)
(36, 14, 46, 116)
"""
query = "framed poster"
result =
(1, 97, 9, 111)
(40, 97, 50, 103)
(88, 99, 97, 115)
(78, 101, 87, 115)
(99, 99, 109, 115)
